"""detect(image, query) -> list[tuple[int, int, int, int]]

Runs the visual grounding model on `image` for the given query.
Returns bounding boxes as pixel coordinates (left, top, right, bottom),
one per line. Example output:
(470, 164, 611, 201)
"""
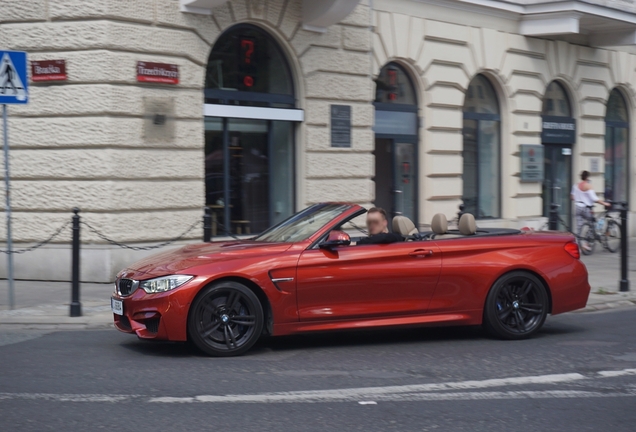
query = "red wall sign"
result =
(137, 61, 179, 84)
(31, 60, 67, 82)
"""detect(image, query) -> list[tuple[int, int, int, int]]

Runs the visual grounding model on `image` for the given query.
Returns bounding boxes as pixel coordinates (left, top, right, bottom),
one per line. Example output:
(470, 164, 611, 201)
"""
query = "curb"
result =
(1, 298, 636, 329)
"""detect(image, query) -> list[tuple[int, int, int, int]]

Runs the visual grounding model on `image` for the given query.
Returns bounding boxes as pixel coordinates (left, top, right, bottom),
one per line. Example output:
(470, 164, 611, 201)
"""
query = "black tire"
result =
(483, 271, 549, 340)
(578, 223, 596, 256)
(188, 281, 264, 357)
(604, 220, 621, 253)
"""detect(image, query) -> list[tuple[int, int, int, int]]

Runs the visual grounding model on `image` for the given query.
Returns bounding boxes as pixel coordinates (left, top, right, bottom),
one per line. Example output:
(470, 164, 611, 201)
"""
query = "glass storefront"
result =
(541, 81, 574, 230)
(204, 24, 298, 236)
(604, 89, 629, 203)
(373, 63, 419, 223)
(462, 75, 501, 219)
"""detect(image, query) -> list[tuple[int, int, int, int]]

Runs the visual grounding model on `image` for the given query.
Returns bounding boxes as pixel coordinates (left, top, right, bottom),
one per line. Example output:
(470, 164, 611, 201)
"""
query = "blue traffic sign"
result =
(0, 50, 28, 104)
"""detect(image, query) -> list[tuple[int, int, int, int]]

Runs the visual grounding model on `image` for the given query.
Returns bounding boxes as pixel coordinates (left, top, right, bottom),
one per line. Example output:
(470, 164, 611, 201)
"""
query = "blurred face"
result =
(367, 212, 387, 235)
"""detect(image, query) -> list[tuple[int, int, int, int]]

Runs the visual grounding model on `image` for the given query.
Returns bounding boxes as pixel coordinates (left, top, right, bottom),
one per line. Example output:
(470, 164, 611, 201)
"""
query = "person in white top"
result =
(570, 170, 610, 250)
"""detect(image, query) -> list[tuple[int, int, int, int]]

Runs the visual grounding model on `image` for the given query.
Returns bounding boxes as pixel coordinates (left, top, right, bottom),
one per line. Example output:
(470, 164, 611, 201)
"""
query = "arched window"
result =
(462, 75, 501, 219)
(205, 25, 294, 104)
(604, 89, 629, 203)
(373, 63, 419, 222)
(374, 64, 417, 105)
(204, 25, 297, 236)
(543, 81, 571, 117)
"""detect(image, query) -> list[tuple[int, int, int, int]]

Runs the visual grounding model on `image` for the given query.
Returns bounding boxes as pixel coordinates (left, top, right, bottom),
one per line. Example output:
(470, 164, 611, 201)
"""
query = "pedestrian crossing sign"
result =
(0, 50, 28, 104)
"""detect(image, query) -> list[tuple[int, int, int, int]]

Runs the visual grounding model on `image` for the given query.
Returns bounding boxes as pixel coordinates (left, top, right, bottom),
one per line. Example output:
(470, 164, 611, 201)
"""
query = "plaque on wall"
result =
(520, 144, 544, 182)
(331, 105, 351, 148)
(143, 97, 175, 142)
(590, 157, 600, 173)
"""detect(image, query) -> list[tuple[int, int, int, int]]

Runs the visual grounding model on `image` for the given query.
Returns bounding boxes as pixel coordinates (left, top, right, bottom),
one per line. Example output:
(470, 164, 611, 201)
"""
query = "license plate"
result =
(111, 298, 123, 316)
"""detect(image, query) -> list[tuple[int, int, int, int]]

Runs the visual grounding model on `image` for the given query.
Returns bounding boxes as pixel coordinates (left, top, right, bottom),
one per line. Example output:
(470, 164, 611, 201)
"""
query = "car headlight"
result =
(139, 275, 193, 294)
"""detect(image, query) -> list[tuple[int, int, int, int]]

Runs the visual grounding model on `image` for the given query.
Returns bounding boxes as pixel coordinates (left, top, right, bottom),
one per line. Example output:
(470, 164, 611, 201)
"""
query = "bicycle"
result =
(577, 204, 621, 256)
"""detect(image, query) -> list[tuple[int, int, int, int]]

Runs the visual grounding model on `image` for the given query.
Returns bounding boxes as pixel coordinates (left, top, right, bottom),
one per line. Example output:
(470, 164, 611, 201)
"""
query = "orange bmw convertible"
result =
(111, 203, 590, 356)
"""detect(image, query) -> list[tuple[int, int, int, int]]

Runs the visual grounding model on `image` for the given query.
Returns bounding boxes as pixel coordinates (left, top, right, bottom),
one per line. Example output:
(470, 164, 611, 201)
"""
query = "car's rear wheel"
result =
(483, 271, 549, 340)
(188, 281, 263, 357)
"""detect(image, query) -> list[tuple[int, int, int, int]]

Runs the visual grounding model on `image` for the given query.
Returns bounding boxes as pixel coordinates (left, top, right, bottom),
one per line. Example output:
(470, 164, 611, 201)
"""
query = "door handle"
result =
(409, 249, 433, 257)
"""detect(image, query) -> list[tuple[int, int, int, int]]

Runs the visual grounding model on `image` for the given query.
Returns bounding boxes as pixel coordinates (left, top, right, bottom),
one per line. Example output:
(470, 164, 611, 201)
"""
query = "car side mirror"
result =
(320, 230, 351, 249)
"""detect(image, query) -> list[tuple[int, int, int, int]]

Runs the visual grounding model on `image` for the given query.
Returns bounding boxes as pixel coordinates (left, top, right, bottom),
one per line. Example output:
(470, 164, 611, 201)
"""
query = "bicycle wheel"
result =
(604, 219, 621, 253)
(578, 223, 596, 255)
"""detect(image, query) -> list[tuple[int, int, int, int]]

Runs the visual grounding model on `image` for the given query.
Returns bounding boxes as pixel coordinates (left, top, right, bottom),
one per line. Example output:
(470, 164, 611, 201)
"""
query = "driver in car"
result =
(356, 207, 403, 245)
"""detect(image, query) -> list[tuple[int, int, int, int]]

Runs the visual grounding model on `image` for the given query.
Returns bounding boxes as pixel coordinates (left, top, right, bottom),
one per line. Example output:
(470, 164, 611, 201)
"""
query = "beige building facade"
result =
(0, 0, 634, 282)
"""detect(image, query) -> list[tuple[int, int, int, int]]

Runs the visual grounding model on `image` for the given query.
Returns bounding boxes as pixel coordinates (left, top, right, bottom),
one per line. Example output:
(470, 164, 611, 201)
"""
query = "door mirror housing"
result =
(320, 230, 351, 249)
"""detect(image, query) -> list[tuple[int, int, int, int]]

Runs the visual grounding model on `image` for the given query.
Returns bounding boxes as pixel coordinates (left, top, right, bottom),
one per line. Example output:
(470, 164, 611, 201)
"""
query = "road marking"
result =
(1, 369, 635, 405)
(0, 392, 137, 403)
(598, 368, 636, 378)
(148, 373, 586, 404)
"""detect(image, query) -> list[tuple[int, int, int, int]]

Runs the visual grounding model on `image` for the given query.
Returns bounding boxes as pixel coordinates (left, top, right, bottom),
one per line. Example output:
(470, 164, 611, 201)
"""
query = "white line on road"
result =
(149, 372, 586, 404)
(598, 368, 636, 378)
(1, 369, 635, 405)
(0, 392, 137, 403)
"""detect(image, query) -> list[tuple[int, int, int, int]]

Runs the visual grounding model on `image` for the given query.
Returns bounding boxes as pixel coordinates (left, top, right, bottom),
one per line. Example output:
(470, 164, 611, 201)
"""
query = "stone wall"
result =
(0, 0, 375, 281)
(373, 0, 636, 226)
(0, 0, 212, 248)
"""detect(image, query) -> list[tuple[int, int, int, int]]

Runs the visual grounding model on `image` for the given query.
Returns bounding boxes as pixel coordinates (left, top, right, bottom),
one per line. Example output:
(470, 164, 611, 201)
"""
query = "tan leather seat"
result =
(392, 215, 419, 237)
(431, 213, 448, 235)
(458, 213, 477, 235)
(431, 213, 462, 239)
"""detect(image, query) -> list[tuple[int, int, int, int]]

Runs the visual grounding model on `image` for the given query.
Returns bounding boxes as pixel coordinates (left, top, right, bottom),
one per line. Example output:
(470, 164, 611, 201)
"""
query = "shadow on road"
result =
(116, 319, 585, 358)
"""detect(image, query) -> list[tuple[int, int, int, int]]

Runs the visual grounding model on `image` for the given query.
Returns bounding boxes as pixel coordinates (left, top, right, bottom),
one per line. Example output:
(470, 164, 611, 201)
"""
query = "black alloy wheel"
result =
(604, 219, 621, 253)
(188, 281, 264, 357)
(483, 271, 549, 340)
(578, 223, 596, 256)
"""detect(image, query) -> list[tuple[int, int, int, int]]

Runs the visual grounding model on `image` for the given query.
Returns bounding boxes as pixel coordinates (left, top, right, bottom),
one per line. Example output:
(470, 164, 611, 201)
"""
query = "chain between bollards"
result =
(70, 208, 82, 317)
(619, 201, 630, 292)
(457, 202, 465, 224)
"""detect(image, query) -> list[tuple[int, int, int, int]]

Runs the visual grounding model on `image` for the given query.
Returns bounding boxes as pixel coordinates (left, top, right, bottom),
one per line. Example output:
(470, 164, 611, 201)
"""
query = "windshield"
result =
(254, 204, 352, 243)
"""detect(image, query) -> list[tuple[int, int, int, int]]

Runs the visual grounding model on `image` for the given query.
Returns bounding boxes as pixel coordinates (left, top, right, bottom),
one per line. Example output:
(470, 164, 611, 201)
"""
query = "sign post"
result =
(0, 50, 29, 310)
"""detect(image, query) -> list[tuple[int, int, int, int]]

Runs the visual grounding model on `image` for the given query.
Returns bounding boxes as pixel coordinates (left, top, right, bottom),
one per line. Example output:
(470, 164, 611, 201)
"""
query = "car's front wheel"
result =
(483, 271, 549, 340)
(188, 281, 264, 357)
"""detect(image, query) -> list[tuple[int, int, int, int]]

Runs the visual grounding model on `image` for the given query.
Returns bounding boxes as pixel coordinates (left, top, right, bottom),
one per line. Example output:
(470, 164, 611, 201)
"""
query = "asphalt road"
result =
(1, 308, 636, 432)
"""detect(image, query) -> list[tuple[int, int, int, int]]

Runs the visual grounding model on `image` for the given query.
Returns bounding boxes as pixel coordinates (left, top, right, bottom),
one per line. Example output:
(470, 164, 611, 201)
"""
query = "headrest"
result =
(392, 215, 418, 237)
(431, 213, 448, 235)
(459, 213, 477, 235)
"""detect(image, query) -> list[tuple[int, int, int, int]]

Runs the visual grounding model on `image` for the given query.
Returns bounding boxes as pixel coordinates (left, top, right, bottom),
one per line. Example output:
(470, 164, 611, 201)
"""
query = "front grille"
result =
(118, 278, 138, 296)
(145, 318, 160, 334)
(118, 316, 132, 330)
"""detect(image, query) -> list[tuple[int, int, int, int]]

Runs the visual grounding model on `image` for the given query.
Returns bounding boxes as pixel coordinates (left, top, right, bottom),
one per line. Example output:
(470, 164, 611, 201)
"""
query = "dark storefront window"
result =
(541, 81, 575, 231)
(604, 89, 629, 203)
(373, 63, 419, 223)
(205, 25, 296, 236)
(462, 75, 501, 219)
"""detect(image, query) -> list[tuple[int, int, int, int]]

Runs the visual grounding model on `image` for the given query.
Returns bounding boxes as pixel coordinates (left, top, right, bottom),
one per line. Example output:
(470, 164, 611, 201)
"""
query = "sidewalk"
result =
(576, 237, 636, 312)
(0, 239, 634, 329)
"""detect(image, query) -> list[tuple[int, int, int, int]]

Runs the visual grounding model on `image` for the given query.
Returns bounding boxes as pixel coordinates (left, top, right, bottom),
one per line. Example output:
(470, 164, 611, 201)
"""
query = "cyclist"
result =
(570, 170, 610, 251)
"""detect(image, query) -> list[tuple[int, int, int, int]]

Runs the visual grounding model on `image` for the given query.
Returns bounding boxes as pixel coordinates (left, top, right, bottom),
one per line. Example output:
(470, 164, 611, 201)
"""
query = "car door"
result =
(296, 242, 442, 321)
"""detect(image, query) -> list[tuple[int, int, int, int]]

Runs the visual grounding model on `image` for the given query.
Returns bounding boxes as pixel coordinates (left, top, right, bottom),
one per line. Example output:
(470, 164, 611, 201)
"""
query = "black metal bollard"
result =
(457, 203, 465, 223)
(70, 208, 82, 317)
(203, 207, 212, 242)
(549, 203, 559, 231)
(619, 201, 630, 292)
